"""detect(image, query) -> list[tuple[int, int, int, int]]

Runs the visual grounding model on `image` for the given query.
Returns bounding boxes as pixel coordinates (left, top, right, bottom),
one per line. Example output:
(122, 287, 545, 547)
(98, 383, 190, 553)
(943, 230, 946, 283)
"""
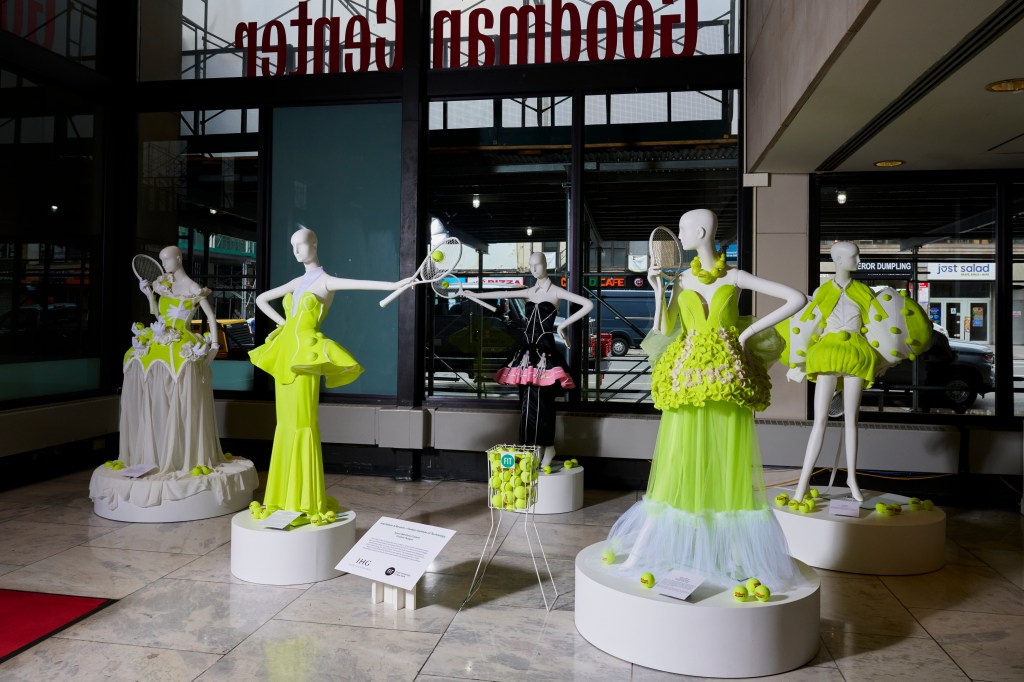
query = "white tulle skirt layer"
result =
(605, 497, 805, 591)
(88, 457, 258, 510)
(119, 359, 225, 472)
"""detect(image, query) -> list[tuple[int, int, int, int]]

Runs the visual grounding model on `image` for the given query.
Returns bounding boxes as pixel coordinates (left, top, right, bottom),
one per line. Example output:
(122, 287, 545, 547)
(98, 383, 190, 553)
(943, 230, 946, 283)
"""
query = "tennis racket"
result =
(380, 237, 463, 308)
(132, 254, 163, 284)
(648, 226, 683, 330)
(431, 275, 497, 312)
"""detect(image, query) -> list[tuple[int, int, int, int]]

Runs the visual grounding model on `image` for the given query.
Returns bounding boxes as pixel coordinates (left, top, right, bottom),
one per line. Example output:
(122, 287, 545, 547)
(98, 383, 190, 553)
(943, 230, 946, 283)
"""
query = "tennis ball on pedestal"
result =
(570, 458, 579, 466)
(875, 502, 887, 514)
(804, 498, 816, 511)
(309, 515, 321, 525)
(563, 461, 574, 469)
(732, 584, 748, 602)
(908, 498, 922, 511)
(745, 577, 761, 594)
(887, 503, 902, 515)
(922, 499, 934, 511)
(798, 502, 810, 514)
(810, 488, 820, 499)
(191, 466, 202, 477)
(788, 499, 800, 511)
(543, 465, 552, 475)
(774, 493, 789, 506)
(640, 572, 655, 589)
(601, 549, 615, 564)
(754, 584, 771, 602)
(249, 501, 262, 517)
(324, 511, 337, 522)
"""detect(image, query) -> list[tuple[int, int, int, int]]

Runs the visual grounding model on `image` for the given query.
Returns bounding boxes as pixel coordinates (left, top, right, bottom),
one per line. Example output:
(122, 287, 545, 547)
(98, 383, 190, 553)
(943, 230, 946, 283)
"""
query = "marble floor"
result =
(0, 468, 1021, 681)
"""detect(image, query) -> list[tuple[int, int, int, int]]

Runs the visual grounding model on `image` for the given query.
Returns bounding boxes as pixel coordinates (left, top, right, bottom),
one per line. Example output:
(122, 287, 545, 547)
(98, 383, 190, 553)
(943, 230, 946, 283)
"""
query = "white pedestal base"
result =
(372, 581, 417, 610)
(526, 465, 584, 515)
(230, 510, 356, 585)
(90, 461, 257, 523)
(575, 542, 820, 678)
(770, 487, 946, 575)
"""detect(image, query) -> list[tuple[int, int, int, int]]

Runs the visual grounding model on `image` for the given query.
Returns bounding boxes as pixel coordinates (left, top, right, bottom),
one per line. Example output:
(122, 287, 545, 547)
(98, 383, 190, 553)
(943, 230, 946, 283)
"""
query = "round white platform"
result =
(230, 510, 356, 585)
(575, 542, 821, 678)
(90, 460, 258, 523)
(770, 487, 946, 575)
(526, 464, 584, 515)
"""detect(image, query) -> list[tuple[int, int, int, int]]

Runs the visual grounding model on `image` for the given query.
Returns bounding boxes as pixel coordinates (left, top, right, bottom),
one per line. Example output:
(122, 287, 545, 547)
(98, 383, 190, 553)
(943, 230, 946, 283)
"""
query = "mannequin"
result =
(249, 227, 410, 524)
(778, 241, 931, 503)
(118, 245, 226, 472)
(467, 251, 593, 467)
(605, 209, 807, 589)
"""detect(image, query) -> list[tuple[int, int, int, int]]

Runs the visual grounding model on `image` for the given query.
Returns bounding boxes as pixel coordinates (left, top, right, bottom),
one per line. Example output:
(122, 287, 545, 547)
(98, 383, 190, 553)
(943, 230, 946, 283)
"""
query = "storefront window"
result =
(817, 180, 997, 416)
(138, 111, 259, 391)
(425, 97, 573, 400)
(1, 0, 97, 67)
(1012, 182, 1024, 416)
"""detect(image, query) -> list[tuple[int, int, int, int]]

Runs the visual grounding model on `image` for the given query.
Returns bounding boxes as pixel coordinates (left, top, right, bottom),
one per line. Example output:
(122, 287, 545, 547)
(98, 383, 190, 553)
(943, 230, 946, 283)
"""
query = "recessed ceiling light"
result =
(874, 159, 905, 167)
(985, 78, 1024, 93)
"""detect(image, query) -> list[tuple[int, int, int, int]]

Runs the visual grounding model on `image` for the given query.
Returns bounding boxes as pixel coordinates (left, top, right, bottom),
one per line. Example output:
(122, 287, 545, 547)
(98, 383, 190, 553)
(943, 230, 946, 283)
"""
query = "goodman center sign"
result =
(233, 0, 702, 76)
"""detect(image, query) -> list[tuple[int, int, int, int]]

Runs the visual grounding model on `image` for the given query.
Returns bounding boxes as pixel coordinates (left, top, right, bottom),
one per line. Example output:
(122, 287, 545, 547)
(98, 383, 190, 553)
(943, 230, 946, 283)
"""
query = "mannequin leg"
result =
(842, 377, 864, 501)
(540, 445, 557, 468)
(795, 375, 839, 502)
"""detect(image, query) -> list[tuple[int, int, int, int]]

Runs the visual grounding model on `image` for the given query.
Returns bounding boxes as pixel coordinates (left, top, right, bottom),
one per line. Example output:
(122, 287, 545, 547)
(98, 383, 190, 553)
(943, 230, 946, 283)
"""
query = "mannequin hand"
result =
(395, 276, 415, 290)
(647, 266, 664, 291)
(265, 325, 283, 343)
(737, 327, 753, 348)
(786, 366, 806, 383)
(138, 279, 152, 295)
(557, 326, 569, 346)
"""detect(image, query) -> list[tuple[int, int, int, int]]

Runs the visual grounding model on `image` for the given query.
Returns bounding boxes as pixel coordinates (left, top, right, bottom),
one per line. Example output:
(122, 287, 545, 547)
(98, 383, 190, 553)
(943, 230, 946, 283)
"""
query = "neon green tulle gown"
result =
(249, 291, 363, 517)
(606, 280, 801, 588)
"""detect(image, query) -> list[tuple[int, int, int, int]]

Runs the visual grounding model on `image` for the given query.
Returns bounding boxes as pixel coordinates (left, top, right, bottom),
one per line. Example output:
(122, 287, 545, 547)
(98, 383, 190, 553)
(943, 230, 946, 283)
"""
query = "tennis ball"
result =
(191, 466, 202, 477)
(810, 488, 820, 498)
(441, 281, 450, 289)
(563, 461, 574, 469)
(774, 493, 789, 506)
(732, 584, 748, 601)
(491, 494, 502, 507)
(324, 511, 337, 521)
(309, 515, 321, 525)
(502, 481, 514, 493)
(489, 475, 502, 490)
(909, 497, 921, 505)
(745, 577, 761, 594)
(514, 486, 526, 499)
(922, 499, 934, 511)
(502, 470, 512, 481)
(908, 499, 922, 511)
(200, 465, 211, 475)
(875, 502, 887, 514)
(514, 498, 527, 510)
(543, 465, 552, 475)
(788, 499, 800, 511)
(570, 458, 579, 466)
(804, 498, 816, 511)
(798, 502, 810, 514)
(754, 584, 771, 602)
(431, 249, 444, 262)
(520, 471, 531, 485)
(601, 549, 615, 564)
(887, 503, 902, 515)
(640, 572, 655, 589)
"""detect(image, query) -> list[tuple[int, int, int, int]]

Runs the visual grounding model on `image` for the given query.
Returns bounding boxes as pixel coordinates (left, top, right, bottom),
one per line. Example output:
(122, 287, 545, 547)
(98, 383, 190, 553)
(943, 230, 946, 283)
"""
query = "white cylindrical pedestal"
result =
(90, 460, 258, 523)
(770, 487, 946, 575)
(528, 465, 584, 515)
(575, 543, 820, 678)
(230, 510, 356, 585)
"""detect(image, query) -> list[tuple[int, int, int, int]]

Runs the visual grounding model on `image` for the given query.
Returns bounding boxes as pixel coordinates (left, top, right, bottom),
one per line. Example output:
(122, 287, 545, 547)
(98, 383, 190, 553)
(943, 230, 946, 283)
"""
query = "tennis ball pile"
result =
(562, 458, 580, 469)
(190, 465, 212, 476)
(875, 498, 935, 515)
(733, 577, 771, 603)
(103, 460, 125, 471)
(487, 450, 538, 511)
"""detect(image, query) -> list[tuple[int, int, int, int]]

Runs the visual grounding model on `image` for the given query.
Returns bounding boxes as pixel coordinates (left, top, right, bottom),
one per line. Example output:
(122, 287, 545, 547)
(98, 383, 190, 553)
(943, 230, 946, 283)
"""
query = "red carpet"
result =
(0, 589, 112, 661)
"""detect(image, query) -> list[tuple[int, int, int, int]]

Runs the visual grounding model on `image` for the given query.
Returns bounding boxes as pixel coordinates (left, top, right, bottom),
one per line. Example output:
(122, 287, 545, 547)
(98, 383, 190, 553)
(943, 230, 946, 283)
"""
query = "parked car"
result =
(869, 329, 994, 412)
(587, 290, 656, 356)
(190, 318, 255, 360)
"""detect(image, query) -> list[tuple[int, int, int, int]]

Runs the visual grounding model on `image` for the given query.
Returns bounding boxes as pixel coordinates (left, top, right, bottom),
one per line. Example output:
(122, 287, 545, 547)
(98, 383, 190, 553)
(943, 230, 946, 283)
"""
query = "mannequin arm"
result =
(324, 274, 413, 292)
(255, 281, 294, 327)
(139, 281, 158, 318)
(554, 289, 594, 338)
(734, 270, 806, 346)
(197, 296, 220, 363)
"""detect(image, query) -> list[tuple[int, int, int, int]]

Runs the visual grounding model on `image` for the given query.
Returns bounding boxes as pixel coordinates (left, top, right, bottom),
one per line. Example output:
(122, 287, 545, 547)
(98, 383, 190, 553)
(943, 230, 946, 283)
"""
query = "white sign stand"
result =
(336, 517, 454, 611)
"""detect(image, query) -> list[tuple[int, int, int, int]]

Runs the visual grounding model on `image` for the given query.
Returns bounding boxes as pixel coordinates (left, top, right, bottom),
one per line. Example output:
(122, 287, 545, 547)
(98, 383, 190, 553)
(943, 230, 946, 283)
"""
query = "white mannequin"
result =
(651, 209, 806, 349)
(256, 227, 410, 324)
(617, 208, 806, 573)
(470, 251, 594, 467)
(791, 241, 865, 502)
(141, 245, 219, 364)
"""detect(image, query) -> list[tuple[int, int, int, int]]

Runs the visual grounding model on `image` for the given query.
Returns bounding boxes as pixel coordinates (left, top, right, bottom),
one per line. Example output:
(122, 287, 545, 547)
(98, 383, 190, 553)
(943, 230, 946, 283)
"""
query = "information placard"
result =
(828, 497, 862, 517)
(336, 517, 455, 591)
(655, 569, 705, 601)
(120, 464, 156, 479)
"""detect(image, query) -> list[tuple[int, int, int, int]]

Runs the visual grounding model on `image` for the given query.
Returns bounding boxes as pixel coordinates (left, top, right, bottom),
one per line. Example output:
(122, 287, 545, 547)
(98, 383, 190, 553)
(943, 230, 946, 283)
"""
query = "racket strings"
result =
(649, 228, 682, 274)
(423, 240, 461, 280)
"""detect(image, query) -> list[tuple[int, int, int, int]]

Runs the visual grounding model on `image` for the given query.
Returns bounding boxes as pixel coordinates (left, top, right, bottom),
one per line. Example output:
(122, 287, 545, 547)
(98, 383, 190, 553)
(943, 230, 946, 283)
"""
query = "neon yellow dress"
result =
(606, 280, 801, 588)
(249, 291, 363, 516)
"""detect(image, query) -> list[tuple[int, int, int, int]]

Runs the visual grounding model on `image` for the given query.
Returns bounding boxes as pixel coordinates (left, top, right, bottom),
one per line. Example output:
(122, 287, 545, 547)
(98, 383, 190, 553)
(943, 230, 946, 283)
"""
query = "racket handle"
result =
(380, 281, 413, 308)
(463, 291, 496, 312)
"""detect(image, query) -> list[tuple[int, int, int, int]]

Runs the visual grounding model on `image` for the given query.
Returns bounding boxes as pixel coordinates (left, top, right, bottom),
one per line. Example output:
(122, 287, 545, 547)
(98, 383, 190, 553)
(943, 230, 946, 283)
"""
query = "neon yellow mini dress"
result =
(606, 279, 801, 589)
(250, 291, 363, 517)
